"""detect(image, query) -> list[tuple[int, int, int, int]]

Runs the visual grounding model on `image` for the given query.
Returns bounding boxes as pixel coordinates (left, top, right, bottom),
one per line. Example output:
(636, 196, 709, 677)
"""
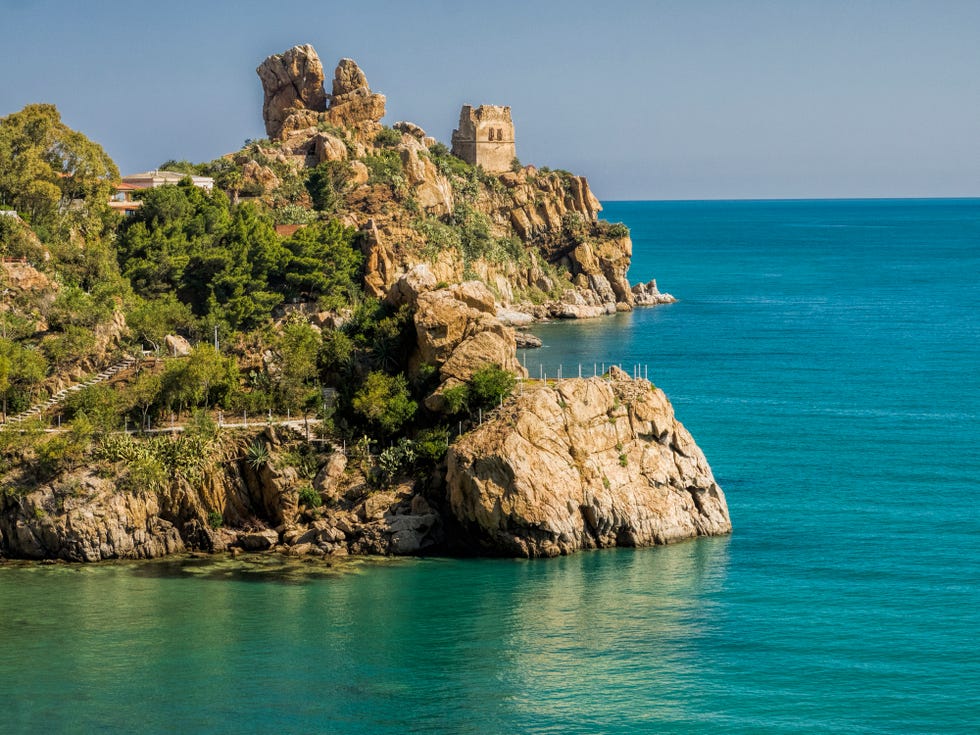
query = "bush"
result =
(373, 127, 402, 148)
(596, 220, 630, 239)
(442, 383, 470, 415)
(427, 143, 474, 179)
(298, 484, 322, 508)
(351, 371, 417, 435)
(364, 151, 405, 190)
(470, 363, 516, 408)
(414, 427, 449, 464)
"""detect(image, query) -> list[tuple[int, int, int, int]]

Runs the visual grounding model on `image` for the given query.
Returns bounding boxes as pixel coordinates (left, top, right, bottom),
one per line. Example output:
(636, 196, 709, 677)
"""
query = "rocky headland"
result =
(248, 44, 675, 320)
(0, 43, 726, 563)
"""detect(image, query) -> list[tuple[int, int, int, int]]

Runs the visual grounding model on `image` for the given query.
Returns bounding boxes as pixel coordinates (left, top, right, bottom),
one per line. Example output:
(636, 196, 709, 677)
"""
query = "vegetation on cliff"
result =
(0, 45, 703, 561)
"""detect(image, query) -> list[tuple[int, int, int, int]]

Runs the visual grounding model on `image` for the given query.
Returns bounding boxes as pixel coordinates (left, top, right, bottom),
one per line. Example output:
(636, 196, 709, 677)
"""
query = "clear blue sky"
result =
(2, 0, 978, 200)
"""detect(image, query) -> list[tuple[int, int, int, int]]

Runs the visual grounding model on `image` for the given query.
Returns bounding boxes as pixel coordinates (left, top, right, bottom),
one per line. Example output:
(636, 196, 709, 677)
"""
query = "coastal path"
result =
(3, 355, 139, 425)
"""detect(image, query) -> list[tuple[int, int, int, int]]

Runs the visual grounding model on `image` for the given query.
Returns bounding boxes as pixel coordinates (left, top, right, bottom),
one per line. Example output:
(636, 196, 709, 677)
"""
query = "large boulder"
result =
(257, 44, 328, 139)
(332, 57, 369, 97)
(323, 58, 386, 130)
(445, 369, 731, 556)
(399, 146, 453, 215)
(257, 47, 384, 140)
(632, 279, 677, 306)
(413, 282, 526, 412)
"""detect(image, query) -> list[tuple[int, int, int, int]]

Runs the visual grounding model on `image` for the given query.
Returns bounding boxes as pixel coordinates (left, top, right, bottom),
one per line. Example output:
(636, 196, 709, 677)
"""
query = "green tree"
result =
(305, 161, 351, 213)
(351, 371, 417, 435)
(118, 185, 285, 330)
(0, 104, 118, 240)
(0, 338, 46, 419)
(122, 370, 163, 431)
(62, 383, 123, 433)
(160, 345, 238, 415)
(279, 220, 361, 308)
(273, 319, 322, 413)
(126, 294, 197, 353)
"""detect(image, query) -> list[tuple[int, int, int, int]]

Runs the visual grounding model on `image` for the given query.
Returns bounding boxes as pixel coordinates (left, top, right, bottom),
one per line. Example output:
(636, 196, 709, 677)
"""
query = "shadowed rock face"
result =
(446, 367, 731, 557)
(257, 44, 328, 138)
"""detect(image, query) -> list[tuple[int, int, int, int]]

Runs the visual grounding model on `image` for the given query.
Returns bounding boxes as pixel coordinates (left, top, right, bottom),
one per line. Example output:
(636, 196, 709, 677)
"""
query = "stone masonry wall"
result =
(451, 104, 516, 173)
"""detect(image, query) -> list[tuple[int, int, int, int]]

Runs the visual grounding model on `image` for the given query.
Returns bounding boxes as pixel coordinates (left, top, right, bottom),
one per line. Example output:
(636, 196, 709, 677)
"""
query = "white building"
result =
(121, 170, 214, 191)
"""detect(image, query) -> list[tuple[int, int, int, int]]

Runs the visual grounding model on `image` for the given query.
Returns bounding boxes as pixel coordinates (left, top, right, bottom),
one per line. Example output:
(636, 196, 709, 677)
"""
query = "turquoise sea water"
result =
(2, 199, 979, 733)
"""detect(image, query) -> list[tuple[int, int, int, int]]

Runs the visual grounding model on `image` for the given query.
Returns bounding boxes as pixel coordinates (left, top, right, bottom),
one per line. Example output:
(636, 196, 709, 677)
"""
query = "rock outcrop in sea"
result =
(0, 367, 729, 561)
(446, 367, 730, 556)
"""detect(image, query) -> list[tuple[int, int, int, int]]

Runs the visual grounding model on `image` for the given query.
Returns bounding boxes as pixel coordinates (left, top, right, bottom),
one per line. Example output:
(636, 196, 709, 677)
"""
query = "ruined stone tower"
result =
(451, 105, 515, 173)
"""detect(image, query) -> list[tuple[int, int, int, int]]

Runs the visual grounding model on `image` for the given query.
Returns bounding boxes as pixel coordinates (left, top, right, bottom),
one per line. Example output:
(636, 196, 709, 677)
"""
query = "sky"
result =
(1, 0, 978, 200)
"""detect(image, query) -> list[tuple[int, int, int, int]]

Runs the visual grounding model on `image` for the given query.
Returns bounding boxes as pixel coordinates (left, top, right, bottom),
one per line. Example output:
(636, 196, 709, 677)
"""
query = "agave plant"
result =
(246, 441, 270, 470)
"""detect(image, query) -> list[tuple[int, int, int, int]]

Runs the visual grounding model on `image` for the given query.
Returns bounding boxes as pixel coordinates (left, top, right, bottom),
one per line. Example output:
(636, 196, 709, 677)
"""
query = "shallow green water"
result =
(2, 199, 978, 733)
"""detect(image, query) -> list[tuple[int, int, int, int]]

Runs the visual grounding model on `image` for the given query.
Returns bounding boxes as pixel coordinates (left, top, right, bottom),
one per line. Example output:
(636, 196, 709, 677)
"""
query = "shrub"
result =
(414, 427, 449, 464)
(596, 220, 630, 239)
(351, 371, 417, 435)
(364, 151, 405, 190)
(207, 510, 224, 528)
(247, 441, 270, 470)
(281, 445, 318, 480)
(373, 127, 402, 148)
(470, 363, 516, 408)
(414, 216, 462, 261)
(442, 383, 470, 415)
(298, 484, 322, 508)
(375, 438, 417, 484)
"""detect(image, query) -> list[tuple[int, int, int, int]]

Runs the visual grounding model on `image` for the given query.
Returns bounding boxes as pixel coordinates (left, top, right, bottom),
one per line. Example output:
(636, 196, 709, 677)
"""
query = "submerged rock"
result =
(445, 367, 731, 557)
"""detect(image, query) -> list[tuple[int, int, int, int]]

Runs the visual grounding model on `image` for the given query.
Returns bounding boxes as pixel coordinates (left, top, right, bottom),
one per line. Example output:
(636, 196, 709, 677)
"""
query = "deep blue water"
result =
(2, 199, 979, 733)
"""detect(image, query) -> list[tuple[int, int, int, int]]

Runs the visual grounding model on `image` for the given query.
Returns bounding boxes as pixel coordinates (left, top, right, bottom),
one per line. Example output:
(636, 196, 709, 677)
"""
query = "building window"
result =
(488, 128, 495, 141)
(497, 128, 503, 141)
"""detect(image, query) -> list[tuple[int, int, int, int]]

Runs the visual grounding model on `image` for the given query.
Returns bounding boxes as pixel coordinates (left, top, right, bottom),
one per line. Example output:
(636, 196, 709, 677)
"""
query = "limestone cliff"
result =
(446, 367, 731, 557)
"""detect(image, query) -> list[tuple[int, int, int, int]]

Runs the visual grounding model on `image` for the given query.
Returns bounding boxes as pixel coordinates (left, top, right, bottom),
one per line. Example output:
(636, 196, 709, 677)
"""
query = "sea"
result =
(1, 199, 978, 734)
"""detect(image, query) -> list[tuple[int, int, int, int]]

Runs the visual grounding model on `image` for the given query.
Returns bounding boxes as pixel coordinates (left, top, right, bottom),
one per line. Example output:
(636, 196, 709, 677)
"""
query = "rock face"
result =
(400, 145, 453, 216)
(257, 44, 328, 139)
(257, 46, 386, 141)
(0, 427, 442, 562)
(411, 281, 526, 411)
(252, 44, 672, 321)
(445, 367, 731, 557)
(0, 471, 186, 562)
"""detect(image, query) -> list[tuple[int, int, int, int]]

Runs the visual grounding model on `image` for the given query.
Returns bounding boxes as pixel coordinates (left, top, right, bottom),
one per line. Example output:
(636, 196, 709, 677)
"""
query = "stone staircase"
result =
(4, 355, 138, 426)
